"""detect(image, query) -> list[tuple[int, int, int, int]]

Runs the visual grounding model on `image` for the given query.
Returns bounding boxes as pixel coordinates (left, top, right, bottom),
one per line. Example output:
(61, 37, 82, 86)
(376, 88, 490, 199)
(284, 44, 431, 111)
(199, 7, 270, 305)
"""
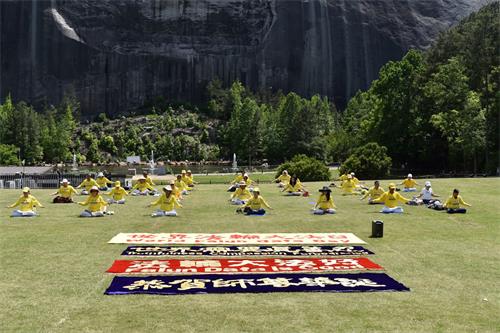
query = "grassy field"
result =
(0, 177, 498, 333)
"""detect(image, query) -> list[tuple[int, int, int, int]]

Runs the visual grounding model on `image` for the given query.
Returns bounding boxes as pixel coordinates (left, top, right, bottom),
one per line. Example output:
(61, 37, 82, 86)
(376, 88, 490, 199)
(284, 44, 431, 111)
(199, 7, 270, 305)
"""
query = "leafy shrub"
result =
(0, 144, 20, 165)
(339, 142, 392, 179)
(275, 154, 330, 181)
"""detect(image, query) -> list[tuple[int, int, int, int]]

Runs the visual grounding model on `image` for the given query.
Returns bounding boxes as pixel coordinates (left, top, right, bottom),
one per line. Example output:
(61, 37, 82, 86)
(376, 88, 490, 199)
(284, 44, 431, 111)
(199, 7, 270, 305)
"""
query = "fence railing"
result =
(0, 174, 127, 189)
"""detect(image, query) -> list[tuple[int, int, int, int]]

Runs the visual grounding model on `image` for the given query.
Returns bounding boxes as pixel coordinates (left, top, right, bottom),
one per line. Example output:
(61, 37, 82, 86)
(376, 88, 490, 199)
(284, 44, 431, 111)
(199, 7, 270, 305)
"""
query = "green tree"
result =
(0, 144, 20, 165)
(339, 143, 392, 179)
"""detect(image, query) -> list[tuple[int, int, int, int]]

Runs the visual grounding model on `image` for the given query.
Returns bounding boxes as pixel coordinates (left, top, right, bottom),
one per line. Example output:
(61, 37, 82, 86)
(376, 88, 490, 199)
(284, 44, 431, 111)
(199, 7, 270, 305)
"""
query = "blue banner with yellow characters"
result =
(120, 245, 374, 257)
(105, 272, 409, 295)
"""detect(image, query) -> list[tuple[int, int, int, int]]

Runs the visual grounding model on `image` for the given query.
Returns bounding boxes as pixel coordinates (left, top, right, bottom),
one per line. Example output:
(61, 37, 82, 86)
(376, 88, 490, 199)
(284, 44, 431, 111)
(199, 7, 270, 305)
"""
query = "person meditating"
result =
(400, 173, 418, 192)
(148, 185, 182, 217)
(274, 170, 291, 188)
(228, 171, 246, 192)
(52, 178, 77, 203)
(238, 187, 272, 215)
(76, 174, 99, 195)
(78, 186, 108, 217)
(131, 176, 156, 196)
(96, 172, 113, 191)
(313, 186, 337, 215)
(373, 183, 410, 213)
(444, 189, 471, 214)
(8, 187, 44, 217)
(142, 171, 155, 186)
(181, 170, 194, 189)
(360, 181, 385, 204)
(186, 170, 198, 187)
(230, 181, 252, 205)
(341, 174, 357, 195)
(416, 181, 440, 205)
(175, 174, 189, 195)
(106, 181, 128, 204)
(282, 175, 306, 196)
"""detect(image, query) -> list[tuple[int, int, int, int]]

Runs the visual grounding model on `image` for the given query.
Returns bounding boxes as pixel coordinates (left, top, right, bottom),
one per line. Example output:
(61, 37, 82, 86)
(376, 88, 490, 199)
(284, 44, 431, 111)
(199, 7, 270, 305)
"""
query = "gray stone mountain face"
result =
(0, 0, 491, 116)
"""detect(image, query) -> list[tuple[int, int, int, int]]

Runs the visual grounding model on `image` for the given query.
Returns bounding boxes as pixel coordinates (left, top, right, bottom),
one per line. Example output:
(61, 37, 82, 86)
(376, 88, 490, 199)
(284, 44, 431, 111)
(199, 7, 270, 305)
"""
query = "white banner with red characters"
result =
(108, 233, 366, 245)
(106, 258, 383, 274)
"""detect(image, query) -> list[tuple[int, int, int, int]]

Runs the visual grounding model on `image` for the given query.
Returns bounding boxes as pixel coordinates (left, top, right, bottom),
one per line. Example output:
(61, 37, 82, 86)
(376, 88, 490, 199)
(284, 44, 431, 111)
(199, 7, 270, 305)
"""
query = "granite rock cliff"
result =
(0, 0, 491, 116)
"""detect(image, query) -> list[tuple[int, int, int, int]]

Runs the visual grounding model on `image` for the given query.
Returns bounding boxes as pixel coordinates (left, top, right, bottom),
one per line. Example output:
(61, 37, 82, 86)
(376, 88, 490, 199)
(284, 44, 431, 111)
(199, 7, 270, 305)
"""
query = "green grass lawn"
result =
(0, 178, 498, 333)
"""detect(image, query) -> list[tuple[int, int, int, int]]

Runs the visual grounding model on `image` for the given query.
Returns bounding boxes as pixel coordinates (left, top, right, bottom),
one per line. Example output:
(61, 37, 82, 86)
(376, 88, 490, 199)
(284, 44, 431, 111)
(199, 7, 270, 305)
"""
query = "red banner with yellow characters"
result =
(106, 257, 383, 275)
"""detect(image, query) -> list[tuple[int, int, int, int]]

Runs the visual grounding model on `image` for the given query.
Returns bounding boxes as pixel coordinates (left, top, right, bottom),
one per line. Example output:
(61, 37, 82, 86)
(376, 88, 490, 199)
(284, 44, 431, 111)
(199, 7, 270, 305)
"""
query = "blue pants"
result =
(447, 208, 467, 214)
(244, 208, 266, 215)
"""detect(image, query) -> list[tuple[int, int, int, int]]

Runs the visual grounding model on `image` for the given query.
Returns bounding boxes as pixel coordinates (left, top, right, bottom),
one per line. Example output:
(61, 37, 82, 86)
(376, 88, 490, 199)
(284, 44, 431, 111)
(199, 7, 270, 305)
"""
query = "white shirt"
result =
(420, 187, 433, 200)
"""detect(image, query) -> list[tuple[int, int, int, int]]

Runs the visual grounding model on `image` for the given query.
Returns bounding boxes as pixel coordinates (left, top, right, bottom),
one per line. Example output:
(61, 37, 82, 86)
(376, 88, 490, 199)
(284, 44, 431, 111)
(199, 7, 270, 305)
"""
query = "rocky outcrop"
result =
(0, 0, 492, 116)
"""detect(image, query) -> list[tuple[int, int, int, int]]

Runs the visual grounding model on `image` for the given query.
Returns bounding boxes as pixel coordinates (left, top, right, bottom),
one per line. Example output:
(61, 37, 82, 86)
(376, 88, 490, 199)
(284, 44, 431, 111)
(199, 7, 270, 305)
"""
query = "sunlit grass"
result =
(0, 177, 498, 332)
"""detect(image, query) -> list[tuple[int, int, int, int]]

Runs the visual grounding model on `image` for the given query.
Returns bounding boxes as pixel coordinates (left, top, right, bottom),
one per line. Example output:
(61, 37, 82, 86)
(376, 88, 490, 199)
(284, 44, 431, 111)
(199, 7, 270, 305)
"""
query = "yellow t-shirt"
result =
(402, 178, 418, 188)
(108, 187, 128, 200)
(316, 194, 336, 210)
(96, 177, 112, 188)
(284, 182, 302, 192)
(151, 194, 182, 211)
(375, 191, 409, 208)
(57, 185, 77, 198)
(444, 195, 470, 209)
(277, 174, 291, 184)
(244, 196, 271, 210)
(79, 195, 107, 212)
(133, 182, 154, 192)
(231, 188, 252, 200)
(341, 179, 356, 193)
(10, 195, 42, 212)
(78, 179, 99, 191)
(362, 186, 385, 200)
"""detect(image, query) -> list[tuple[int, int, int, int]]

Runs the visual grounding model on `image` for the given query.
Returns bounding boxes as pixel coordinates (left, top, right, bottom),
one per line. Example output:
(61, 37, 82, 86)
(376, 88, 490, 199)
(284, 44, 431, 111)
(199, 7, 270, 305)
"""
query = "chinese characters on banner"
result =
(107, 258, 383, 274)
(120, 245, 375, 257)
(108, 233, 366, 245)
(104, 273, 410, 295)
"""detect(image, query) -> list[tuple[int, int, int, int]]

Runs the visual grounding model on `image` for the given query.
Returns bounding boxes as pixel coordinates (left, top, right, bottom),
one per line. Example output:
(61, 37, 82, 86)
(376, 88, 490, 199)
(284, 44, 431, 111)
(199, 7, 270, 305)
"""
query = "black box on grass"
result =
(371, 220, 384, 238)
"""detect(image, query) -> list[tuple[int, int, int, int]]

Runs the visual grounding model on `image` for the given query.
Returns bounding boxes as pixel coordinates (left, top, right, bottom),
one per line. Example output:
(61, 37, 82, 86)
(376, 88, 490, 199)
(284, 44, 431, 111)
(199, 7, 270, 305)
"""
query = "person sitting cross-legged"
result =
(415, 181, 440, 205)
(444, 189, 471, 214)
(274, 170, 291, 188)
(400, 173, 418, 192)
(148, 185, 182, 217)
(181, 170, 194, 189)
(96, 172, 113, 191)
(341, 174, 358, 195)
(131, 176, 156, 196)
(238, 187, 272, 215)
(106, 181, 128, 204)
(76, 174, 99, 195)
(175, 174, 189, 196)
(282, 175, 306, 196)
(313, 186, 337, 215)
(78, 186, 109, 217)
(52, 178, 77, 203)
(8, 187, 44, 217)
(360, 181, 385, 204)
(230, 181, 252, 205)
(373, 183, 410, 214)
(228, 171, 245, 192)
